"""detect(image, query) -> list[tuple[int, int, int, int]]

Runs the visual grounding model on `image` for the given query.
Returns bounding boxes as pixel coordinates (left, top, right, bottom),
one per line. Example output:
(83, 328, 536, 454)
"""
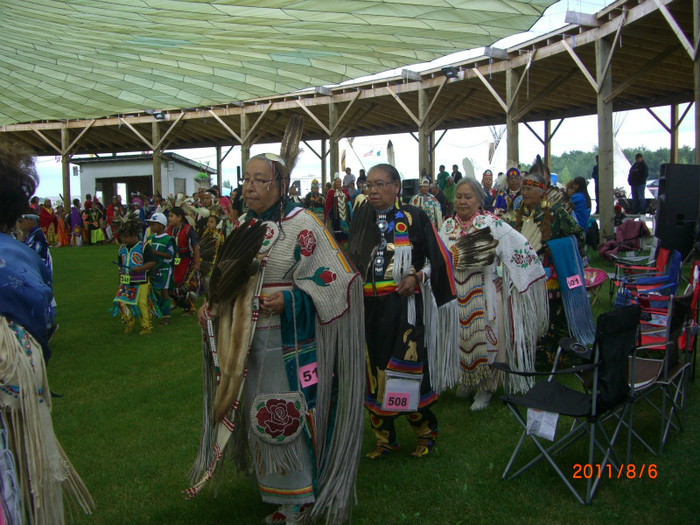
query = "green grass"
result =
(47, 245, 700, 524)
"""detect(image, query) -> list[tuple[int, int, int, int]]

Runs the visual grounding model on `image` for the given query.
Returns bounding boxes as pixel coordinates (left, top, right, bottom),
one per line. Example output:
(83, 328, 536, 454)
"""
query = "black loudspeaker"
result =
(656, 163, 700, 258)
(402, 179, 420, 204)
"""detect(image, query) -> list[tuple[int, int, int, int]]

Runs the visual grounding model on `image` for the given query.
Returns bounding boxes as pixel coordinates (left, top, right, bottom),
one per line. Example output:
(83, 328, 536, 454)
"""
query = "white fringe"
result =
(309, 277, 365, 525)
(0, 318, 94, 524)
(393, 244, 415, 325)
(252, 434, 306, 476)
(502, 268, 549, 394)
(421, 281, 459, 393)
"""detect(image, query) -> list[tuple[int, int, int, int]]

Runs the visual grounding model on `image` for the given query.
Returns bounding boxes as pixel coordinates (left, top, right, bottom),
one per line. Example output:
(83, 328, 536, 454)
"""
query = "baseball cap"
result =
(147, 212, 168, 226)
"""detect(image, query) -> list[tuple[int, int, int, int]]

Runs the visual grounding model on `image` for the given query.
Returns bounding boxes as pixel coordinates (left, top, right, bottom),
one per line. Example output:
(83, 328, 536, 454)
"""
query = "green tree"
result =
(557, 166, 572, 185)
(549, 145, 695, 184)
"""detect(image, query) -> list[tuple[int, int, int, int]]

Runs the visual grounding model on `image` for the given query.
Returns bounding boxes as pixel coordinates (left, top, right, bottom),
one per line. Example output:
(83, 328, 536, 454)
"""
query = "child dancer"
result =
(167, 207, 200, 316)
(112, 213, 157, 334)
(146, 212, 175, 325)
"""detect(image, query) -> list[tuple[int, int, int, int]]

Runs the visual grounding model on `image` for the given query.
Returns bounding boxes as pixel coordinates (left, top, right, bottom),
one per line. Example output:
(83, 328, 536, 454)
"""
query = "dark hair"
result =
(169, 206, 187, 223)
(0, 140, 38, 231)
(73, 198, 80, 206)
(572, 176, 592, 208)
(368, 163, 401, 183)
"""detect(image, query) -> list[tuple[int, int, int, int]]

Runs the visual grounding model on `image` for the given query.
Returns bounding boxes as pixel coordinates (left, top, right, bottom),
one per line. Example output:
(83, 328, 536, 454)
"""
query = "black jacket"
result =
(627, 160, 648, 186)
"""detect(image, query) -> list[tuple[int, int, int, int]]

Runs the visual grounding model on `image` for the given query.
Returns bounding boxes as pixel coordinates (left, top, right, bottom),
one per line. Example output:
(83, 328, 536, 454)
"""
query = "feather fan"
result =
(207, 219, 266, 305)
(451, 227, 499, 271)
(547, 185, 574, 212)
(197, 228, 220, 274)
(346, 200, 381, 279)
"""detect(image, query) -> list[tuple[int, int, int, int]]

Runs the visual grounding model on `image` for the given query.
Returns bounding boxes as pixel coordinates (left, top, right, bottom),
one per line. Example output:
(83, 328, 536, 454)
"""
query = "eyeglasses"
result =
(365, 180, 394, 191)
(242, 177, 276, 188)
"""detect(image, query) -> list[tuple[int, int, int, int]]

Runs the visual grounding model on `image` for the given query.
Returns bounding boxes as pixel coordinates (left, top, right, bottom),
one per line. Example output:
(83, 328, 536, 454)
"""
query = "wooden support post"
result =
(321, 139, 327, 185)
(506, 68, 520, 168)
(328, 101, 338, 188)
(597, 37, 614, 239)
(544, 119, 552, 170)
(694, 0, 700, 216)
(152, 121, 162, 195)
(240, 112, 250, 171)
(418, 86, 431, 178)
(61, 127, 71, 204)
(216, 145, 223, 191)
(670, 104, 679, 163)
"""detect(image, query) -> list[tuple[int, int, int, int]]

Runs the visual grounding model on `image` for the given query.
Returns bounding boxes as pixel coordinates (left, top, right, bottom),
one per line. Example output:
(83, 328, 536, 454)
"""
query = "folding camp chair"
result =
(609, 245, 669, 304)
(497, 305, 640, 505)
(625, 291, 695, 460)
(613, 250, 682, 308)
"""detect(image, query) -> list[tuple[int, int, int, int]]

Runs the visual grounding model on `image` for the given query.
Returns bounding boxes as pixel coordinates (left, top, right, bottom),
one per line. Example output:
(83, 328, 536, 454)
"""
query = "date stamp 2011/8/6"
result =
(572, 464, 658, 479)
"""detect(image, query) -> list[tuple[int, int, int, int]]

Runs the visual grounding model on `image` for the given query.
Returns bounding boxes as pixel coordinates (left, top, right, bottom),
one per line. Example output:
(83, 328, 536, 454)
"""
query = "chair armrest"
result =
(559, 337, 593, 361)
(492, 361, 596, 377)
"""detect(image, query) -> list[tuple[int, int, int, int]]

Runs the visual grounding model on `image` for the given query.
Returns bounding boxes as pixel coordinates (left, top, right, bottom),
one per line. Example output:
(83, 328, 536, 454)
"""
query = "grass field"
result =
(46, 244, 700, 524)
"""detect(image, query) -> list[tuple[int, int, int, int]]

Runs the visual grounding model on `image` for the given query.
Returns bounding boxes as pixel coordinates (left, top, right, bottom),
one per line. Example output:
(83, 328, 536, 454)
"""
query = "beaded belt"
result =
(363, 280, 419, 297)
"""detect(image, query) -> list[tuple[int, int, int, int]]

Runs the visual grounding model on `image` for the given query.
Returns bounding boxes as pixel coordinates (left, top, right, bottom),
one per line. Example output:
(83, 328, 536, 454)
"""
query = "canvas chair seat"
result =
(499, 305, 640, 505)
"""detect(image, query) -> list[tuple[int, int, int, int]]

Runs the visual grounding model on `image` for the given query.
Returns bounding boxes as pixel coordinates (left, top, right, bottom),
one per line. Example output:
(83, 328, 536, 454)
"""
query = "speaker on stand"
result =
(402, 179, 420, 204)
(655, 163, 700, 258)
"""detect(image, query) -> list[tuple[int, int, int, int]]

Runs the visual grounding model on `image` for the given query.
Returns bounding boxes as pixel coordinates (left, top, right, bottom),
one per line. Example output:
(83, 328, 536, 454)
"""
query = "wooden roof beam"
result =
(565, 10, 600, 27)
(561, 38, 599, 92)
(653, 0, 694, 58)
(604, 43, 681, 102)
(154, 113, 185, 151)
(29, 125, 61, 155)
(471, 68, 508, 112)
(386, 86, 420, 127)
(295, 100, 331, 136)
(427, 88, 476, 134)
(514, 68, 578, 122)
(207, 110, 243, 144)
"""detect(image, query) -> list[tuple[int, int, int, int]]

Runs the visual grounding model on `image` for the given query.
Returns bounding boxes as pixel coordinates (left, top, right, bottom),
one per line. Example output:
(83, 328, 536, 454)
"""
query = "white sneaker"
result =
(471, 390, 492, 411)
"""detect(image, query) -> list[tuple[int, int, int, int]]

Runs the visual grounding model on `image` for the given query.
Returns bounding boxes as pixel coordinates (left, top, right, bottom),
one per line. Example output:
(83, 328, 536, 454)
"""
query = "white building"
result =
(73, 152, 217, 203)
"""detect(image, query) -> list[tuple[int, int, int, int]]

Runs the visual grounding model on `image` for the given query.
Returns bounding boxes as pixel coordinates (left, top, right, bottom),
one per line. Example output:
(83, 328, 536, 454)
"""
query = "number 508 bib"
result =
(382, 370, 421, 412)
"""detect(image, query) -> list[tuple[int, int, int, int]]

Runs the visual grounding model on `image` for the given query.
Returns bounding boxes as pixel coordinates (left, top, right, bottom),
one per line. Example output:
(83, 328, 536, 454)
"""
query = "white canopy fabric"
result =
(0, 0, 554, 125)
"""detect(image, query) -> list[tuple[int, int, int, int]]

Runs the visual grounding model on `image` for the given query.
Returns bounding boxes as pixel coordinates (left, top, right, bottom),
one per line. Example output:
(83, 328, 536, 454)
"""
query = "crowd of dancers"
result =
(1, 123, 595, 524)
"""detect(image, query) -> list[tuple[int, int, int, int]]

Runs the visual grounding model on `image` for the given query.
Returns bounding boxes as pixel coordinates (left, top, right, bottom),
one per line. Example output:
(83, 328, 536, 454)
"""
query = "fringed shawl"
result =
(546, 236, 596, 345)
(0, 318, 94, 524)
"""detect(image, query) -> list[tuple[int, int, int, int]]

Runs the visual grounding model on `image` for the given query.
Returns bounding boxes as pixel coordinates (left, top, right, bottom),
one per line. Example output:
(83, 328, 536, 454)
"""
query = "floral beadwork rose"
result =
(300, 266, 337, 287)
(297, 229, 317, 256)
(255, 398, 302, 439)
(318, 269, 336, 285)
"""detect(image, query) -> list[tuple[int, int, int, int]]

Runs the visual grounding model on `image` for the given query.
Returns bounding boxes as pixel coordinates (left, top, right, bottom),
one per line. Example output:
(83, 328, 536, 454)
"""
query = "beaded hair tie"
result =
(521, 178, 546, 191)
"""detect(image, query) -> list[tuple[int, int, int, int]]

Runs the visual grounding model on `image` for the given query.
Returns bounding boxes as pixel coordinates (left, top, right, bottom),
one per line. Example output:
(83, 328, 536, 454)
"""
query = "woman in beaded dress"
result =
(191, 119, 364, 525)
(347, 163, 457, 459)
(439, 178, 548, 409)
